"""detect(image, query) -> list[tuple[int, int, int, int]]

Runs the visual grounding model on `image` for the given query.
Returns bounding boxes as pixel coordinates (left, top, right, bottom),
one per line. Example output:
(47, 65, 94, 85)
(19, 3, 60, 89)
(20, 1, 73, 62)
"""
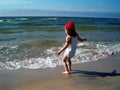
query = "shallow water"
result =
(0, 17, 120, 70)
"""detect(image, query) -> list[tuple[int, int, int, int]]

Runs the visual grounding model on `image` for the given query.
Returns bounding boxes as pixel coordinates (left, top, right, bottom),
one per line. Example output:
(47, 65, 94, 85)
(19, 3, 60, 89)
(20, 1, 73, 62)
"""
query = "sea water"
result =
(0, 16, 120, 70)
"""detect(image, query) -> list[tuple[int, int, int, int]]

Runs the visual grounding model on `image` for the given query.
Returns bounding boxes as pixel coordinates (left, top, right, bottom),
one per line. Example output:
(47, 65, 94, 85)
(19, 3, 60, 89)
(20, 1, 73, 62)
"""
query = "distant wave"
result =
(76, 26, 120, 31)
(0, 18, 29, 23)
(0, 19, 4, 22)
(41, 17, 57, 20)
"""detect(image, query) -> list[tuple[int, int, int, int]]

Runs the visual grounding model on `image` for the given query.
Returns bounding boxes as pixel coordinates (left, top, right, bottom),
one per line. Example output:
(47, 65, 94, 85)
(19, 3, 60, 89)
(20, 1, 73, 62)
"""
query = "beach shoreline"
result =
(0, 54, 120, 90)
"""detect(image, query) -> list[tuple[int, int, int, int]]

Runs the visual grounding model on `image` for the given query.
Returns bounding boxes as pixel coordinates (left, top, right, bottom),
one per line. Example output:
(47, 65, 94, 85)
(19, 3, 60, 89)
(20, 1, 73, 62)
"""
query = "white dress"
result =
(64, 36, 78, 58)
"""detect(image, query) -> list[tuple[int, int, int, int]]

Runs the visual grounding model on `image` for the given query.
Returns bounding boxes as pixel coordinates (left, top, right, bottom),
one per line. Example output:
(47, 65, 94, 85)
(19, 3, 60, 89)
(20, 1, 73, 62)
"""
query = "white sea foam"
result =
(0, 43, 18, 50)
(15, 18, 28, 21)
(47, 18, 57, 20)
(0, 19, 4, 22)
(0, 42, 120, 70)
(41, 18, 57, 20)
(0, 57, 58, 70)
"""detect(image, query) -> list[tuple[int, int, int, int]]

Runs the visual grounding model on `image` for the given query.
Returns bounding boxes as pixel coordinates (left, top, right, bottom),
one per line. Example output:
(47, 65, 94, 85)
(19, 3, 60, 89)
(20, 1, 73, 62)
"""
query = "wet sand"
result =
(0, 54, 120, 90)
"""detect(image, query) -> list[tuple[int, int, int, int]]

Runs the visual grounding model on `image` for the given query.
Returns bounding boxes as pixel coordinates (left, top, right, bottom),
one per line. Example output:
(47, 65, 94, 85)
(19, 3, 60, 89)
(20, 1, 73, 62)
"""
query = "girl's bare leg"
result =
(62, 56, 70, 74)
(67, 58, 72, 72)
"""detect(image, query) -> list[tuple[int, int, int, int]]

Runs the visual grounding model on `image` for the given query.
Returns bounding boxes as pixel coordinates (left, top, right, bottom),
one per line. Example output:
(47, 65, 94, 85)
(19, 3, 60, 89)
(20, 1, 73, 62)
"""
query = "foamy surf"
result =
(0, 42, 120, 70)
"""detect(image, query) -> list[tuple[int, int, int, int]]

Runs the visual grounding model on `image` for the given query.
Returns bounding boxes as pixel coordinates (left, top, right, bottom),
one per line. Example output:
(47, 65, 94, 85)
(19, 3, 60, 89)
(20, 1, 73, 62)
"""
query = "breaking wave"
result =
(0, 42, 120, 70)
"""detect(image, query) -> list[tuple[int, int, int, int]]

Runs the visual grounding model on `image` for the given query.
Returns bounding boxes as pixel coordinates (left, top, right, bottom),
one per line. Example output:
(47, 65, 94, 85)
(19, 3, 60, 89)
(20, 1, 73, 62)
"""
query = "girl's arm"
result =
(57, 36, 71, 55)
(77, 34, 86, 42)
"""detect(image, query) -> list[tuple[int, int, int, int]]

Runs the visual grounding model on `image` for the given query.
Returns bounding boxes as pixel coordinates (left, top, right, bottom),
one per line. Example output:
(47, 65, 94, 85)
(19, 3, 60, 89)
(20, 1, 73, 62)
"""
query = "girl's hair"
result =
(65, 21, 77, 37)
(67, 29, 77, 37)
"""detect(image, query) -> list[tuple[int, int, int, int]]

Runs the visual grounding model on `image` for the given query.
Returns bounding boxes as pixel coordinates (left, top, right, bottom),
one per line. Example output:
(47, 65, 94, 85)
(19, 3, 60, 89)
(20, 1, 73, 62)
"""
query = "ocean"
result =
(0, 16, 120, 70)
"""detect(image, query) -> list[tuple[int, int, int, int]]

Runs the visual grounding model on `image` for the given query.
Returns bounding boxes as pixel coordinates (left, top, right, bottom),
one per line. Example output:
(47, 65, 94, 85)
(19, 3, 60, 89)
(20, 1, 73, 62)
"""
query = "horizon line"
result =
(0, 9, 120, 19)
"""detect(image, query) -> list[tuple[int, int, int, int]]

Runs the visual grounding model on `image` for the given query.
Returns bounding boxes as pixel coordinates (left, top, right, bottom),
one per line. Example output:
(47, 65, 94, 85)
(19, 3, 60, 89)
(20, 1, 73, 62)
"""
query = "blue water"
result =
(0, 17, 120, 70)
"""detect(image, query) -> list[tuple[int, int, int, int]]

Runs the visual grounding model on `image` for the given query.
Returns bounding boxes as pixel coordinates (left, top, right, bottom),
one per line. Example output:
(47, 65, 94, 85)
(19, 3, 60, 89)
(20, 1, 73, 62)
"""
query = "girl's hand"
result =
(56, 50, 61, 56)
(83, 38, 87, 41)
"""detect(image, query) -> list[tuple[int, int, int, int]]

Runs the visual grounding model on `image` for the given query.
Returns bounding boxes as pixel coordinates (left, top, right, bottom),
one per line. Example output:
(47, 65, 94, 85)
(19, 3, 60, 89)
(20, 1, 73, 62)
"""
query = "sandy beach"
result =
(0, 54, 120, 90)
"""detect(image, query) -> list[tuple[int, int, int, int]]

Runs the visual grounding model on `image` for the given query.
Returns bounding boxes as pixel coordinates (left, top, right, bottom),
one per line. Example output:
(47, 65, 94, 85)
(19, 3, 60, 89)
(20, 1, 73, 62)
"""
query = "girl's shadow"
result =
(71, 70, 120, 77)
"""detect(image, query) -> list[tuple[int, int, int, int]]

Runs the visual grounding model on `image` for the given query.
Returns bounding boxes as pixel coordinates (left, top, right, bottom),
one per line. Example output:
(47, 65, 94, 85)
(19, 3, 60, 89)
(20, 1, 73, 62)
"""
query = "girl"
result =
(57, 21, 86, 74)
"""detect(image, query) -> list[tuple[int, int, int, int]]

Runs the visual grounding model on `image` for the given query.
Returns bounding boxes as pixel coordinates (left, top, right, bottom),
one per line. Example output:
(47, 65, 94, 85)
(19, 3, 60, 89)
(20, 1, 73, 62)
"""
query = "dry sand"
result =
(0, 54, 120, 90)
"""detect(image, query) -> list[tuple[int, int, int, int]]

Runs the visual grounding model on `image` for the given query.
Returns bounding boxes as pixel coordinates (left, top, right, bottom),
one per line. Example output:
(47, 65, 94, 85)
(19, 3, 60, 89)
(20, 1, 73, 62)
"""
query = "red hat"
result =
(65, 21, 75, 30)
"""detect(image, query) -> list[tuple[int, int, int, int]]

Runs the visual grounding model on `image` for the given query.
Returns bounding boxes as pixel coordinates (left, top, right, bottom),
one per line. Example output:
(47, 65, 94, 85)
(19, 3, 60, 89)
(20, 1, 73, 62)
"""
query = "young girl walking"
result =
(57, 21, 86, 74)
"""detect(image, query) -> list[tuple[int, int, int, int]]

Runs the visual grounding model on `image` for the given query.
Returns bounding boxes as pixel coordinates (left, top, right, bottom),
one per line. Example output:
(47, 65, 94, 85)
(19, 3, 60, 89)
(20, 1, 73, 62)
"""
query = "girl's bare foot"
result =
(62, 71, 70, 74)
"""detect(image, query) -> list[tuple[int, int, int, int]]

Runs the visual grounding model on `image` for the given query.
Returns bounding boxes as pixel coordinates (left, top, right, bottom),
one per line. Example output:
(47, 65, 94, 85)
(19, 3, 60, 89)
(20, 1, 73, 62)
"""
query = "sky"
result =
(0, 0, 120, 18)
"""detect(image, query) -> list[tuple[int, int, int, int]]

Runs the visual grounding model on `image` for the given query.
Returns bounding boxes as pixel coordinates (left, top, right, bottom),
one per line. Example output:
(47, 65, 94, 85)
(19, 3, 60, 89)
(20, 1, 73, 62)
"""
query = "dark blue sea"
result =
(0, 16, 120, 70)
